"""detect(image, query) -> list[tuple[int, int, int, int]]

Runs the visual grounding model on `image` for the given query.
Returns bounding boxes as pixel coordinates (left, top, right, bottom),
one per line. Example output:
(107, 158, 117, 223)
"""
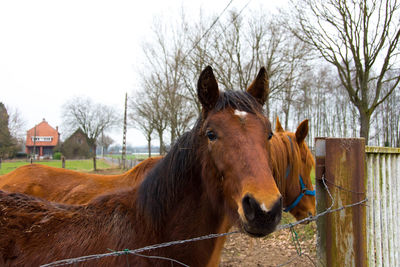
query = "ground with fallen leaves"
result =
(220, 217, 317, 267)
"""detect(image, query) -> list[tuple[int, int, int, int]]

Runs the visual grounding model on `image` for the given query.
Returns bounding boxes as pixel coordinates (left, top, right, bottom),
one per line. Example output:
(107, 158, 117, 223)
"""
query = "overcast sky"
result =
(0, 0, 284, 147)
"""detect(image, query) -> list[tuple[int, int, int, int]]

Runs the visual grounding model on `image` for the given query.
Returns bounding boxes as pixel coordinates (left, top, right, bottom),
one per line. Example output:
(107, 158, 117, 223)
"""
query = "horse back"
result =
(0, 158, 162, 205)
(0, 164, 100, 202)
(0, 189, 146, 266)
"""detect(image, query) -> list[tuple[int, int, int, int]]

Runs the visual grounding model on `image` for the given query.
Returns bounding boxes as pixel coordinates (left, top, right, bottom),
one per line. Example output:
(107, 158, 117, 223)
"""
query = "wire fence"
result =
(40, 174, 367, 267)
(102, 156, 138, 169)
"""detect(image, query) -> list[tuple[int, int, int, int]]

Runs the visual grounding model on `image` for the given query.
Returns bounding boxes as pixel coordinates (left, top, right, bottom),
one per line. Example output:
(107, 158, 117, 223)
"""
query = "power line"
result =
(179, 0, 235, 64)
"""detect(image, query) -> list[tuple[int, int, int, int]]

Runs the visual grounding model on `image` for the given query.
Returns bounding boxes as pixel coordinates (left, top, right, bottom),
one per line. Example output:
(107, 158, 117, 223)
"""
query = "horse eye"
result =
(206, 130, 217, 141)
(268, 132, 273, 140)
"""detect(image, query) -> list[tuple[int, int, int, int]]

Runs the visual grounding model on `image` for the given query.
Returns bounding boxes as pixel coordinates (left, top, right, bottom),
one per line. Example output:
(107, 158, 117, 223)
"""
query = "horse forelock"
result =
(214, 90, 265, 118)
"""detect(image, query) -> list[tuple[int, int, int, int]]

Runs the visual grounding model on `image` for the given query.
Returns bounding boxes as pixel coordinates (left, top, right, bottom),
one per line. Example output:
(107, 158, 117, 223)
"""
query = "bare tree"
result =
(188, 9, 313, 120)
(372, 71, 400, 146)
(129, 91, 155, 157)
(289, 0, 400, 143)
(62, 97, 120, 170)
(138, 74, 169, 155)
(139, 15, 196, 151)
(7, 106, 26, 143)
(97, 134, 114, 156)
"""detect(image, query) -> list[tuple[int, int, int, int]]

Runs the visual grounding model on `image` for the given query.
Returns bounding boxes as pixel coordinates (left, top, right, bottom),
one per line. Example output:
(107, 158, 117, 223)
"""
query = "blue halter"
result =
(283, 136, 316, 213)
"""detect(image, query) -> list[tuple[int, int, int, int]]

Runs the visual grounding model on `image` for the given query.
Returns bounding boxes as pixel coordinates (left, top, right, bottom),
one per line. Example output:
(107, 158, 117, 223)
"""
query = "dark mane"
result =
(137, 130, 202, 229)
(137, 90, 265, 228)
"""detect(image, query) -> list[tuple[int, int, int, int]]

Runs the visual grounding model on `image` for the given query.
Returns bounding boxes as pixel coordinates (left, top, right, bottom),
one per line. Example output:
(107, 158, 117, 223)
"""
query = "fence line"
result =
(366, 147, 400, 267)
(102, 156, 137, 169)
(41, 174, 367, 267)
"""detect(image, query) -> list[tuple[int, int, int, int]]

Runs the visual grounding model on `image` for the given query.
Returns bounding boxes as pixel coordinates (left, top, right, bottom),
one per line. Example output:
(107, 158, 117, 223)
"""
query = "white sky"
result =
(0, 0, 284, 147)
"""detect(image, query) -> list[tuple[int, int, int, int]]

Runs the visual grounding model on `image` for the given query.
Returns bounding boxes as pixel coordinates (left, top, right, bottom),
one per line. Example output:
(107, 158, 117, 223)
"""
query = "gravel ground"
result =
(220, 221, 317, 267)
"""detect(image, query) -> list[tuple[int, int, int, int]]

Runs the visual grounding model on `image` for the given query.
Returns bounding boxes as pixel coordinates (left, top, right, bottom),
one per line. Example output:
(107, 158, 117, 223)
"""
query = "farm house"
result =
(25, 119, 60, 159)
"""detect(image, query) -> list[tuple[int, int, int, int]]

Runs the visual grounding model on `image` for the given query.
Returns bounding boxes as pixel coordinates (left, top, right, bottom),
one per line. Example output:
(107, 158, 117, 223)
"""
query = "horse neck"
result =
(131, 135, 230, 266)
(270, 132, 301, 203)
(270, 134, 288, 198)
(136, 132, 229, 242)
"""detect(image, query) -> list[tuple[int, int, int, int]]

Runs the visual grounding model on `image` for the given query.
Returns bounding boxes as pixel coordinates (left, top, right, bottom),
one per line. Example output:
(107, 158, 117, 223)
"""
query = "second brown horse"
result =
(0, 121, 315, 220)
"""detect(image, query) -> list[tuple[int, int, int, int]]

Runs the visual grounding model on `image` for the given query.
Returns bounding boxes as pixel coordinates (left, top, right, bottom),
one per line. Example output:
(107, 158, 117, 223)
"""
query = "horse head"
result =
(197, 66, 282, 237)
(275, 117, 316, 220)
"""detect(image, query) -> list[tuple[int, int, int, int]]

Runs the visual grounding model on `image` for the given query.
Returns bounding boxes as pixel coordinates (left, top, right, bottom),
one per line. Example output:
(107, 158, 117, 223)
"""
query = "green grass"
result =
(311, 167, 315, 184)
(0, 159, 113, 175)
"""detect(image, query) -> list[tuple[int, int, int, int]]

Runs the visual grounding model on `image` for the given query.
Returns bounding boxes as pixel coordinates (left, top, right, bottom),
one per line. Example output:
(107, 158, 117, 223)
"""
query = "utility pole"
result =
(121, 93, 127, 169)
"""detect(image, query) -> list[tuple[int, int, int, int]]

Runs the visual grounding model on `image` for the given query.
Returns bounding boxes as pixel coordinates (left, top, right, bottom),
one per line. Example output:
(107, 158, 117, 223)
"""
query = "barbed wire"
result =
(323, 177, 366, 194)
(41, 174, 367, 267)
(40, 231, 240, 267)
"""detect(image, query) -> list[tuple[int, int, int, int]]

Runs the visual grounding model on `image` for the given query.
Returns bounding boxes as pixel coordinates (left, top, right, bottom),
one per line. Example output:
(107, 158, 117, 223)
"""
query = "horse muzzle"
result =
(241, 194, 282, 237)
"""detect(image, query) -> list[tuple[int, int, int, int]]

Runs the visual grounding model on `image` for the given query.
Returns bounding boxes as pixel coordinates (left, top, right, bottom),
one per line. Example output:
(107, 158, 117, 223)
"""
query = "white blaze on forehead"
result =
(260, 203, 269, 213)
(234, 109, 248, 119)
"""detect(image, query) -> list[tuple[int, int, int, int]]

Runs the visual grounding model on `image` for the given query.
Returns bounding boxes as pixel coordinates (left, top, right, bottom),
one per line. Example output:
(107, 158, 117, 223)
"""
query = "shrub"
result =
(15, 152, 28, 159)
(53, 152, 62, 160)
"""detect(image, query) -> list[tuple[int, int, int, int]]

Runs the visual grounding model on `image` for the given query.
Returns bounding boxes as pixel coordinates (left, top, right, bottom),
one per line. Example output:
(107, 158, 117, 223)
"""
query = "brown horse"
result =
(0, 157, 161, 205)
(0, 66, 282, 266)
(270, 117, 316, 220)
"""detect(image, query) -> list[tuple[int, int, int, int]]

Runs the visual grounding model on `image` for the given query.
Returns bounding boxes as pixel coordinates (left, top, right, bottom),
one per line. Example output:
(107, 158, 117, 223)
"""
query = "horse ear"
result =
(246, 67, 269, 106)
(197, 66, 219, 112)
(295, 119, 309, 144)
(275, 116, 284, 132)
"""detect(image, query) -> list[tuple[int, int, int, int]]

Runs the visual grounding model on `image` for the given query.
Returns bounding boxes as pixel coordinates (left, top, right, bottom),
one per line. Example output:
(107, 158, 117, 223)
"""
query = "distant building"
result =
(61, 128, 91, 159)
(26, 119, 60, 158)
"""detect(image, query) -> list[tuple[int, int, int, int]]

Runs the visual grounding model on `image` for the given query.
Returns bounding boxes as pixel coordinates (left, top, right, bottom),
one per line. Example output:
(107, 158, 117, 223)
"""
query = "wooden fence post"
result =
(315, 138, 367, 267)
(61, 156, 65, 168)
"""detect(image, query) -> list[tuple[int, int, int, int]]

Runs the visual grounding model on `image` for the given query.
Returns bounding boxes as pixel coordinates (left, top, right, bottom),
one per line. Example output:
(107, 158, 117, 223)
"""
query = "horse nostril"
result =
(268, 197, 282, 218)
(242, 194, 257, 221)
(241, 195, 282, 237)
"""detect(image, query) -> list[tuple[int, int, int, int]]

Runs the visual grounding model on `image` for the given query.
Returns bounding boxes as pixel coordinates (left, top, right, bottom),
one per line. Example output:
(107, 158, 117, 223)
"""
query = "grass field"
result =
(0, 159, 114, 175)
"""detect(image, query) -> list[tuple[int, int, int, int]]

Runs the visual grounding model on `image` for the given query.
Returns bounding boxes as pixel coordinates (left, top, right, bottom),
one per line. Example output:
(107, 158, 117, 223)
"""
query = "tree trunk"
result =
(358, 109, 371, 145)
(158, 130, 164, 155)
(265, 94, 270, 118)
(92, 144, 97, 171)
(147, 137, 152, 158)
(170, 128, 176, 146)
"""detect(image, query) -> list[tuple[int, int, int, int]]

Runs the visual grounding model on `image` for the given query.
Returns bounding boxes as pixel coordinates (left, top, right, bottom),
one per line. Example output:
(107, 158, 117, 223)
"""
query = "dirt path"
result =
(220, 223, 317, 267)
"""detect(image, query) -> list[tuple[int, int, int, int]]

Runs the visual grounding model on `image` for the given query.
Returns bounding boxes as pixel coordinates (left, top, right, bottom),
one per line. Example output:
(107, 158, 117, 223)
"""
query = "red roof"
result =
(26, 119, 60, 147)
